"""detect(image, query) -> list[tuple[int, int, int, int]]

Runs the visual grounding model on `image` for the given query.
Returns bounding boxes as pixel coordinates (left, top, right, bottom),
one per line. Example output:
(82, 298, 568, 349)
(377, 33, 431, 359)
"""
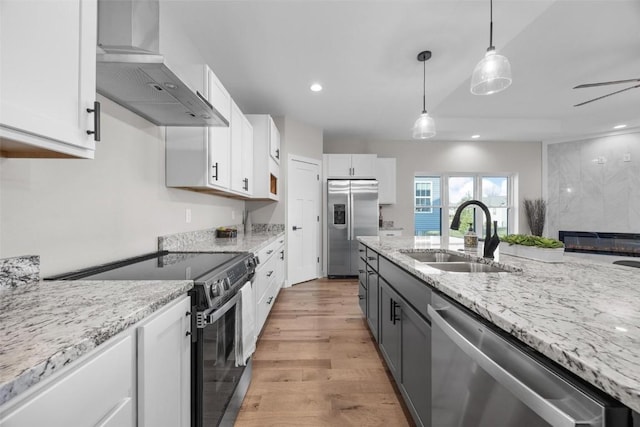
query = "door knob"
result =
(292, 226, 303, 231)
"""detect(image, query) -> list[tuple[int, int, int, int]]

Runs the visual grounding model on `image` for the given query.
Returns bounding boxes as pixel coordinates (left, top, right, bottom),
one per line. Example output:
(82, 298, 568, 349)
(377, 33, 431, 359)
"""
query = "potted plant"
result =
(499, 234, 565, 263)
(523, 198, 546, 236)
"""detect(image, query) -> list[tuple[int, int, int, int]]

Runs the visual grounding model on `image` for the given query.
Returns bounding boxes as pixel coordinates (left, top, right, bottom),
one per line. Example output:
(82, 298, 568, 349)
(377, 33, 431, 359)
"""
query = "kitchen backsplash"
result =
(0, 256, 40, 289)
(158, 224, 285, 252)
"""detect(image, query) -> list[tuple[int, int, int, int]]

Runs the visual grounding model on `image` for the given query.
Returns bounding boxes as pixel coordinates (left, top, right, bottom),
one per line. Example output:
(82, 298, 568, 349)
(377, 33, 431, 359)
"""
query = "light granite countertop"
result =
(358, 235, 640, 413)
(0, 279, 192, 406)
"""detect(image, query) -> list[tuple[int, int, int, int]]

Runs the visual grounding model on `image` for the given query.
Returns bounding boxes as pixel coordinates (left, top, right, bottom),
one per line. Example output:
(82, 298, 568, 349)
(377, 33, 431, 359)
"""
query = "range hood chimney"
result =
(96, 0, 228, 127)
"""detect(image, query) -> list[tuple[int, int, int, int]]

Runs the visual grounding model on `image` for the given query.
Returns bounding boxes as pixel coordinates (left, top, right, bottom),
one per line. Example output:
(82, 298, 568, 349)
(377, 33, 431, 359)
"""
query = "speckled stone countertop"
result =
(0, 279, 192, 406)
(358, 235, 640, 413)
(160, 229, 285, 254)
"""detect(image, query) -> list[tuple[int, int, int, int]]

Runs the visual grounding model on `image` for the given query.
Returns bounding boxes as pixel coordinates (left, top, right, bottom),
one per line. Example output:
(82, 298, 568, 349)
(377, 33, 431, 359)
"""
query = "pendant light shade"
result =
(412, 112, 436, 139)
(412, 50, 436, 140)
(470, 0, 512, 95)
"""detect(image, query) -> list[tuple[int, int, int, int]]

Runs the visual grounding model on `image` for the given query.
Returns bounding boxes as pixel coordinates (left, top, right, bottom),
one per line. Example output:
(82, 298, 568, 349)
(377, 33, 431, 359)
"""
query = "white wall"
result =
(247, 116, 323, 224)
(545, 131, 640, 239)
(0, 97, 244, 276)
(323, 137, 542, 234)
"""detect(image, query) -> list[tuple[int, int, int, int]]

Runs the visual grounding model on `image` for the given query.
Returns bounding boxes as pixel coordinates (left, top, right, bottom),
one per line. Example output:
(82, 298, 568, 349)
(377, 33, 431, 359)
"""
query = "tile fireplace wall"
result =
(546, 131, 640, 240)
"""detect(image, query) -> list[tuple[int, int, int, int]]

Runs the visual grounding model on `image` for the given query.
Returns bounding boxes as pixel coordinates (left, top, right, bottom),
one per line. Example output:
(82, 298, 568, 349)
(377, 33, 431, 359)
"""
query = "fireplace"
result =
(559, 231, 640, 256)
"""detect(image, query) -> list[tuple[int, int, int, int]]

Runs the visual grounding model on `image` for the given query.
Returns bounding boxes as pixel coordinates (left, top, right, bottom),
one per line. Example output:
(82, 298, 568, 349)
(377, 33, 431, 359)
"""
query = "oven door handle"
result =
(205, 293, 241, 325)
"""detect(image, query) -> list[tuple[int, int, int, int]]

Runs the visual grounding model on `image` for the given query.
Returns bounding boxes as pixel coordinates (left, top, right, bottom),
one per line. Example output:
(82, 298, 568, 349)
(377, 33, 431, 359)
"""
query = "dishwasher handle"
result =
(427, 305, 588, 427)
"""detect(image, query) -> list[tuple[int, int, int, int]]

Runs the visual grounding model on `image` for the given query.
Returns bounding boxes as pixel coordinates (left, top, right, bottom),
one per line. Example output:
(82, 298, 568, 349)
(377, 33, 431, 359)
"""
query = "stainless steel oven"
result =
(47, 251, 257, 427)
(197, 289, 252, 427)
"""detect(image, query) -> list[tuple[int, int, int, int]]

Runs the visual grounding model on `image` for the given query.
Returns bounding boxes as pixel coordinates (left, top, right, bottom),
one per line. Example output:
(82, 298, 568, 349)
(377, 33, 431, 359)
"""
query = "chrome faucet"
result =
(450, 200, 500, 259)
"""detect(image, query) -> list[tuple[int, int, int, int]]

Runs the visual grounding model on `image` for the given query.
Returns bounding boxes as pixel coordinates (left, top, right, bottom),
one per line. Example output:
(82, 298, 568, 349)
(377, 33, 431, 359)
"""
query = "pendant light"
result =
(470, 0, 512, 95)
(412, 50, 436, 139)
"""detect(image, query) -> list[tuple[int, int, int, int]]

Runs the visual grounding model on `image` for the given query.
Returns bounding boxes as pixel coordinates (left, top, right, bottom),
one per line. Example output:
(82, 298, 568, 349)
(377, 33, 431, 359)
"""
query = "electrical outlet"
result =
(185, 208, 192, 224)
(624, 153, 631, 162)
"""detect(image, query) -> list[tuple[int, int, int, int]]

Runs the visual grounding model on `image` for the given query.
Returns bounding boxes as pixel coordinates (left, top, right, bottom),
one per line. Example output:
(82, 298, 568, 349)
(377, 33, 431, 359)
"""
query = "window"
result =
(414, 174, 514, 240)
(415, 181, 433, 213)
(414, 176, 441, 236)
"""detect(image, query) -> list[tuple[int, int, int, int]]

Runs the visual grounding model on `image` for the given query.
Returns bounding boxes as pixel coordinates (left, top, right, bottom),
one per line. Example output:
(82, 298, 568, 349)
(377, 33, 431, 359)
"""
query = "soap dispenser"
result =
(464, 225, 478, 250)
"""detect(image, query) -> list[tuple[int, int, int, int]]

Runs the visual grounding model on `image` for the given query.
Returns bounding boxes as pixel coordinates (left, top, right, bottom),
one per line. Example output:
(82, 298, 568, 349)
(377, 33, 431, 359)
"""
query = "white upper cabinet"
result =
(269, 121, 281, 164)
(377, 158, 397, 204)
(324, 154, 377, 178)
(247, 115, 280, 200)
(230, 101, 253, 197)
(207, 68, 231, 125)
(0, 0, 99, 159)
(166, 65, 232, 193)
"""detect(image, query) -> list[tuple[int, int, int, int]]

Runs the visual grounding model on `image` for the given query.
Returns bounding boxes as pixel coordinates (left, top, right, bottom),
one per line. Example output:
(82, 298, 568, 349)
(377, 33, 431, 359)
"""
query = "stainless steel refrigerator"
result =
(327, 180, 379, 277)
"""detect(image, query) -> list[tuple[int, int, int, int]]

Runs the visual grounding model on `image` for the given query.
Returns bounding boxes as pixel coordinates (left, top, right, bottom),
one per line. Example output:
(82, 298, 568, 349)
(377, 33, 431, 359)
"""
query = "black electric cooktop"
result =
(46, 252, 244, 282)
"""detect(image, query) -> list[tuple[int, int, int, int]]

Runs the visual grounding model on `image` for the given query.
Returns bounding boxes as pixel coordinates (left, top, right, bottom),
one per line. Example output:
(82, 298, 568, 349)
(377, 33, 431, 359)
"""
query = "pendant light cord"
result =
(422, 57, 427, 114)
(489, 0, 494, 50)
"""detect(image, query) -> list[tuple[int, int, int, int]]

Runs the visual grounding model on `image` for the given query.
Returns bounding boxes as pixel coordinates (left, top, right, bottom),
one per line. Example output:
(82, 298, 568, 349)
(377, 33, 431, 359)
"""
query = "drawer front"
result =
(358, 243, 367, 260)
(2, 334, 134, 427)
(365, 247, 379, 270)
(358, 257, 367, 289)
(256, 239, 280, 266)
(379, 256, 431, 319)
(254, 255, 278, 302)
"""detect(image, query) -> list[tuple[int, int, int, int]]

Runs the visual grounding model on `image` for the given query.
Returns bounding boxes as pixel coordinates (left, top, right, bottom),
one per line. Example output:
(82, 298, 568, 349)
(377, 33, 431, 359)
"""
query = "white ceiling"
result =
(165, 0, 640, 143)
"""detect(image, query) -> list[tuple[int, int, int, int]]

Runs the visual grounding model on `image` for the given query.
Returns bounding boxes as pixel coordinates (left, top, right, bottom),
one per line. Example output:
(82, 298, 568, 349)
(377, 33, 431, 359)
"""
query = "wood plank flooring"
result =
(235, 278, 414, 427)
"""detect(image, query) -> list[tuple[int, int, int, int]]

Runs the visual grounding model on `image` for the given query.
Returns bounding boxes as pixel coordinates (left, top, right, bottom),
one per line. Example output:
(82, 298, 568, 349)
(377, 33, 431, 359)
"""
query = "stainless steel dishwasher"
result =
(428, 293, 630, 427)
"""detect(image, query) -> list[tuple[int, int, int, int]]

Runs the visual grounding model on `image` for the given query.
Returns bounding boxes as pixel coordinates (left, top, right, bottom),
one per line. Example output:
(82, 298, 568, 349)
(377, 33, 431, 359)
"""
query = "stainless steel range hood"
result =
(96, 0, 228, 127)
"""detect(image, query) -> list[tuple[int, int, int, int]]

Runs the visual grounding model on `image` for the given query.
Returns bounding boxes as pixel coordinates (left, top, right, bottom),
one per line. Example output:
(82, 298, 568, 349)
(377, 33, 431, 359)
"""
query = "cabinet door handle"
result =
(358, 269, 365, 274)
(212, 162, 219, 180)
(392, 301, 401, 324)
(358, 294, 365, 300)
(86, 101, 101, 141)
(275, 148, 280, 159)
(266, 250, 274, 255)
(280, 250, 284, 260)
(367, 270, 376, 276)
(243, 177, 249, 191)
(358, 249, 365, 253)
(267, 296, 274, 304)
(185, 331, 192, 337)
(367, 256, 376, 261)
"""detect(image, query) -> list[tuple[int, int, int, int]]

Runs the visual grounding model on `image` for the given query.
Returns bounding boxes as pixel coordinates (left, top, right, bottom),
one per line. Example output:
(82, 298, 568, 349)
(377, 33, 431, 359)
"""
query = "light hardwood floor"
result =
(235, 278, 414, 427)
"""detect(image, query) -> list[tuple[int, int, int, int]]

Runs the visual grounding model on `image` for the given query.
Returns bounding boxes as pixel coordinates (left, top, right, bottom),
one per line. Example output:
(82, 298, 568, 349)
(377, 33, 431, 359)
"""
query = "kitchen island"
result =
(358, 235, 640, 416)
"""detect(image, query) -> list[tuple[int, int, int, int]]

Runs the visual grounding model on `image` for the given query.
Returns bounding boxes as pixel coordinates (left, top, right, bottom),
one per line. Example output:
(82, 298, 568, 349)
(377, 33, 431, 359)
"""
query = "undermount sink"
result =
(401, 251, 469, 263)
(425, 262, 511, 273)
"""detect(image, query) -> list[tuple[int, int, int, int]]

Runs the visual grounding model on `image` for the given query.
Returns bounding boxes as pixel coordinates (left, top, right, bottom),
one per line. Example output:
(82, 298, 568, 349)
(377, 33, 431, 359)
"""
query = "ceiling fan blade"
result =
(574, 78, 640, 89)
(574, 83, 640, 107)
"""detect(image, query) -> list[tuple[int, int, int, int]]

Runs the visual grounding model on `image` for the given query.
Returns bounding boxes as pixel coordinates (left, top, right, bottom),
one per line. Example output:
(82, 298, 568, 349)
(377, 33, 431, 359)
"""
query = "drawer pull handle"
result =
(367, 256, 376, 261)
(267, 250, 274, 255)
(267, 296, 274, 304)
(358, 295, 365, 300)
(267, 271, 274, 277)
(280, 250, 285, 260)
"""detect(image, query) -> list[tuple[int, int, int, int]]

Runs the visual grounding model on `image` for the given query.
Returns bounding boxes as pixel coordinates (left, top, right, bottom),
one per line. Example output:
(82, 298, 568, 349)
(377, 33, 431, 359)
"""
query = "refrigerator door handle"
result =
(348, 190, 354, 240)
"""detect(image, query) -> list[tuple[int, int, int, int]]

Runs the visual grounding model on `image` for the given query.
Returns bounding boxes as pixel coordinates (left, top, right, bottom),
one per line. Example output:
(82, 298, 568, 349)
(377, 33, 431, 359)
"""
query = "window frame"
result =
(413, 173, 516, 240)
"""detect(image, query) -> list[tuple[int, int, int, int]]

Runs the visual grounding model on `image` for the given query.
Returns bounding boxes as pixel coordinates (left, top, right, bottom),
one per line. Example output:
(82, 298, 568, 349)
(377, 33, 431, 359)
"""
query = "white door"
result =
(288, 156, 321, 285)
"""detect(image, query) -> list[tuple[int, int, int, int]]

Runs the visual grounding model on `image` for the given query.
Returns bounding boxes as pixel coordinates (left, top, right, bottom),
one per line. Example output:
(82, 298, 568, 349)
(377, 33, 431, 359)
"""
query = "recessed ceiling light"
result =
(471, 134, 480, 139)
(310, 83, 323, 92)
(613, 124, 627, 130)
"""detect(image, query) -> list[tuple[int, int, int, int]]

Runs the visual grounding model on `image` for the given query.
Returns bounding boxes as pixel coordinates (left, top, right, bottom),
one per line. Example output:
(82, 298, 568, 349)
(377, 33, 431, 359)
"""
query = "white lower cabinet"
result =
(0, 333, 135, 427)
(254, 237, 285, 335)
(0, 295, 191, 427)
(137, 296, 192, 427)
